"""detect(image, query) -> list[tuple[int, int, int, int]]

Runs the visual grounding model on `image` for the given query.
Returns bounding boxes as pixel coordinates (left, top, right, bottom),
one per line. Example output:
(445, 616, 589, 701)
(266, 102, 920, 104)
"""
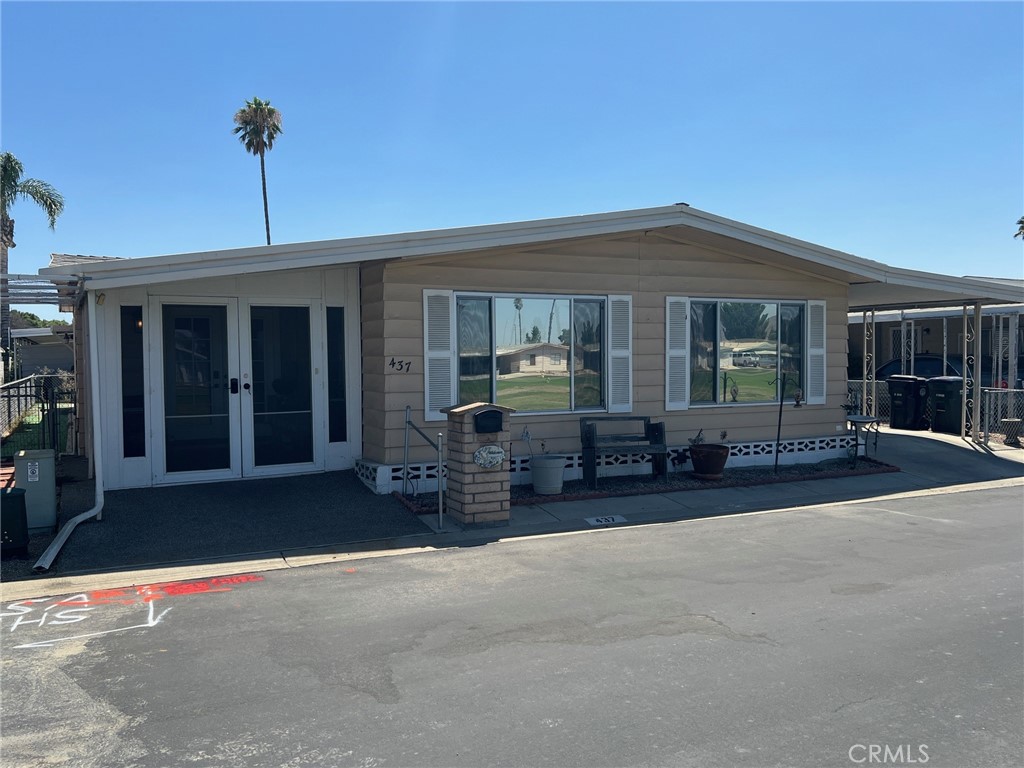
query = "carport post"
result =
(973, 301, 983, 441)
(861, 310, 876, 416)
(961, 306, 969, 438)
(1007, 315, 1015, 391)
(437, 432, 444, 530)
(942, 318, 948, 373)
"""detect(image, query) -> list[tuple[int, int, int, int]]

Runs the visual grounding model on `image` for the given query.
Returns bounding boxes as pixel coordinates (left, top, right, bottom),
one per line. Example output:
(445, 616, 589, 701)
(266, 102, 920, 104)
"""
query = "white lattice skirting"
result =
(356, 435, 857, 495)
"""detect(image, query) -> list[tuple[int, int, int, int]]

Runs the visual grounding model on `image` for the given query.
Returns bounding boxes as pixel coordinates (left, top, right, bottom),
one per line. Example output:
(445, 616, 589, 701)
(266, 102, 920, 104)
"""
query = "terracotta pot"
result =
(689, 443, 730, 480)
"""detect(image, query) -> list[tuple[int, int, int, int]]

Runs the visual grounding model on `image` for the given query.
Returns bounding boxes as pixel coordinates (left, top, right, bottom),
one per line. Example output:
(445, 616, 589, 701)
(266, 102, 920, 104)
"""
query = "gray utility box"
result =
(14, 449, 57, 534)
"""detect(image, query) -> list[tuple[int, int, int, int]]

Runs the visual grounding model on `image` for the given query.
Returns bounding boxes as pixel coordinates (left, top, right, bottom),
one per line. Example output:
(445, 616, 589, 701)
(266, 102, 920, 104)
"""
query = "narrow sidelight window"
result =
(327, 307, 347, 443)
(120, 306, 145, 457)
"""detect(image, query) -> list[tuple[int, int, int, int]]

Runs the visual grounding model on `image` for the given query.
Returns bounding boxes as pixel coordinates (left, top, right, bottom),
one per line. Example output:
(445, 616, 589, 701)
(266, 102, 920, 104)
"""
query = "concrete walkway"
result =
(2, 428, 1021, 601)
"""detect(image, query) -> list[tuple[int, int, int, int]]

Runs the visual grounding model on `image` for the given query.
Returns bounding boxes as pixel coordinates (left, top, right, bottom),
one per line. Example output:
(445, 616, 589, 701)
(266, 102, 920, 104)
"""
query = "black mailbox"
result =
(474, 409, 503, 434)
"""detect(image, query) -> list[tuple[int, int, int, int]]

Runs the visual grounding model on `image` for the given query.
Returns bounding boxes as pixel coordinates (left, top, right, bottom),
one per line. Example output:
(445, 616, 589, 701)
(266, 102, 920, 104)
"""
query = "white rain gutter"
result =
(33, 289, 104, 573)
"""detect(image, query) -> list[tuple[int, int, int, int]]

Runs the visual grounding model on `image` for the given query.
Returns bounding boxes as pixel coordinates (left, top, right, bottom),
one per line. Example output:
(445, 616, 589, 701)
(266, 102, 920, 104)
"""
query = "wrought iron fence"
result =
(0, 373, 77, 460)
(849, 379, 1023, 442)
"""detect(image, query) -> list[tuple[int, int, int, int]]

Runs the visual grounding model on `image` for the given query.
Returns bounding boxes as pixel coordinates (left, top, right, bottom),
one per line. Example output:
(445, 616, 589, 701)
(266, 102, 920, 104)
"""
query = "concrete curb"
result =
(3, 475, 1020, 603)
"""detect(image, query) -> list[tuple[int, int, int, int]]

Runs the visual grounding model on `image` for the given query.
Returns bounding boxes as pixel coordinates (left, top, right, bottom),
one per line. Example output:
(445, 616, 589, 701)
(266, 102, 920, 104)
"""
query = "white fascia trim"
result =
(40, 206, 691, 290)
(874, 268, 1024, 303)
(36, 203, 1024, 303)
(660, 208, 1024, 303)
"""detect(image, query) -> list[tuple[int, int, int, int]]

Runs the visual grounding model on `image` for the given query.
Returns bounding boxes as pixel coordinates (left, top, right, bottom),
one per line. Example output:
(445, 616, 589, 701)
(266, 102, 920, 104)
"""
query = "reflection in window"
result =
(458, 297, 492, 405)
(689, 300, 808, 404)
(496, 297, 569, 411)
(720, 302, 776, 403)
(456, 294, 605, 413)
(779, 303, 805, 400)
(573, 299, 604, 409)
(690, 302, 717, 403)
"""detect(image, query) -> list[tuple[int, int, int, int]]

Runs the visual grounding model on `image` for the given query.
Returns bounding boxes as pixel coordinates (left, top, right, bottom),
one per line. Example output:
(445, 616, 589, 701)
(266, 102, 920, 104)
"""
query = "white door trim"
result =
(238, 299, 326, 478)
(150, 297, 242, 485)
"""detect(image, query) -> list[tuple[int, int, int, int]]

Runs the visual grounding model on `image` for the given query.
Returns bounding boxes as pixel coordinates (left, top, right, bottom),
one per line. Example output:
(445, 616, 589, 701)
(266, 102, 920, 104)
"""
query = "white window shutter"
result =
(607, 295, 633, 413)
(806, 300, 827, 405)
(665, 297, 690, 410)
(423, 290, 456, 421)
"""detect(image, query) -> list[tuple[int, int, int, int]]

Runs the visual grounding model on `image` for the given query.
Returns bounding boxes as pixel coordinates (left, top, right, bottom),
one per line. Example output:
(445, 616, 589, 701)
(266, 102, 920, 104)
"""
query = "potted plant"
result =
(530, 441, 566, 495)
(688, 429, 730, 480)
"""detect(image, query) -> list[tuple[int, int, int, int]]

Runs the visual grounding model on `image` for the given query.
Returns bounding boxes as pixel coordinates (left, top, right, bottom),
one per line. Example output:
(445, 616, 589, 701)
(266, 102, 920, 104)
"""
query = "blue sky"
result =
(3, 1, 1022, 320)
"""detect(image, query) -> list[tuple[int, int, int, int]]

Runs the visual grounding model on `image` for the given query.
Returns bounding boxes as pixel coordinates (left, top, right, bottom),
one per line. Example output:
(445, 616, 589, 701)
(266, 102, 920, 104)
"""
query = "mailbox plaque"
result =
(473, 445, 506, 469)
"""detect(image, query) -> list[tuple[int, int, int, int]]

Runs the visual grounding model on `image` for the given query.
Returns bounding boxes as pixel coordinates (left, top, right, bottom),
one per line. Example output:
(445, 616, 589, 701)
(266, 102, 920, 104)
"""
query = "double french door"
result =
(150, 298, 324, 483)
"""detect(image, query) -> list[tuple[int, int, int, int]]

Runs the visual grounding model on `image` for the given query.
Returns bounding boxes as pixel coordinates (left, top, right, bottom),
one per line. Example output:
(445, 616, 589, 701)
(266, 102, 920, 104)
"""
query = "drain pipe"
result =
(34, 289, 105, 573)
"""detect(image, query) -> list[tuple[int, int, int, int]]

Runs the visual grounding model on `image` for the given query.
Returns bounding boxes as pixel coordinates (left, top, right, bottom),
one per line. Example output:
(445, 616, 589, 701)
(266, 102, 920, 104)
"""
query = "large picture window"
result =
(667, 297, 825, 409)
(458, 295, 603, 413)
(425, 290, 633, 420)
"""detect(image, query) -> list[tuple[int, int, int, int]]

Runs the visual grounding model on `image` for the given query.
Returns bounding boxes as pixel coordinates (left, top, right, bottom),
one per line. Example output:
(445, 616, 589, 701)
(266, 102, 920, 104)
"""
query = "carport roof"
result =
(39, 204, 1024, 310)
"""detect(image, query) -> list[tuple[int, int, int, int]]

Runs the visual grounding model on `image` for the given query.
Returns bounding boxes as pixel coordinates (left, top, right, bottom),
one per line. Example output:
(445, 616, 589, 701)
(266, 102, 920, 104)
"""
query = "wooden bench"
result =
(579, 416, 668, 490)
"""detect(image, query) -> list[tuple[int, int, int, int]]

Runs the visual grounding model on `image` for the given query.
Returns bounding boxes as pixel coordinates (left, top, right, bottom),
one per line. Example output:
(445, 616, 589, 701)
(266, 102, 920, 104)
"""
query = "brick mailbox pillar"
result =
(443, 402, 516, 527)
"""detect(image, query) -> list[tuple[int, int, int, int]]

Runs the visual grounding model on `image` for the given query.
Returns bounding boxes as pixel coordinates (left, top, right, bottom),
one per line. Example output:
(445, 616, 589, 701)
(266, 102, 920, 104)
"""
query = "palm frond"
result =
(0, 152, 63, 231)
(16, 179, 65, 229)
(1016, 216, 1024, 240)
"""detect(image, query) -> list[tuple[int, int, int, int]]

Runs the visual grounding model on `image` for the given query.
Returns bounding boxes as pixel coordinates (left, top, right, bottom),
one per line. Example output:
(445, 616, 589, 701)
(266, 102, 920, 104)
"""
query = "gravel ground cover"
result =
(397, 456, 900, 513)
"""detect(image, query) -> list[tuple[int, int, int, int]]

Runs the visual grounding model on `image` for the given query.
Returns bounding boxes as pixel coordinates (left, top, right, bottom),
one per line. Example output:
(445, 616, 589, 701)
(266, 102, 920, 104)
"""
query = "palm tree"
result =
(513, 297, 524, 343)
(233, 97, 283, 245)
(1, 152, 64, 368)
(1015, 216, 1024, 239)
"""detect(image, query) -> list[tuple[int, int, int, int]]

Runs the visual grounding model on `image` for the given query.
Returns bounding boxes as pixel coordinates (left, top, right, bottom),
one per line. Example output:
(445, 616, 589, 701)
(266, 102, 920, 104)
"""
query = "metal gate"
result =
(0, 373, 77, 461)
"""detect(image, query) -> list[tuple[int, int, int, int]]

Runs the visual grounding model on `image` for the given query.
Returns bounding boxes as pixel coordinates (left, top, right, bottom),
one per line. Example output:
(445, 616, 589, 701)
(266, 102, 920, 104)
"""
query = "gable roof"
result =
(39, 204, 1023, 309)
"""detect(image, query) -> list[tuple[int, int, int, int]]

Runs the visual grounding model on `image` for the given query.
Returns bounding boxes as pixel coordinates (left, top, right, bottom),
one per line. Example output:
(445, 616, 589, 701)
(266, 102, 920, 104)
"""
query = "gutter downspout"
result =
(33, 288, 104, 573)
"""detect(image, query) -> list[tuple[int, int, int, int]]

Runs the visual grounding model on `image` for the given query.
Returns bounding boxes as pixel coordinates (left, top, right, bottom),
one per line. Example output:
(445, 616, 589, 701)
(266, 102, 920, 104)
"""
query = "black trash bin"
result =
(928, 376, 965, 435)
(1, 488, 29, 556)
(887, 375, 929, 430)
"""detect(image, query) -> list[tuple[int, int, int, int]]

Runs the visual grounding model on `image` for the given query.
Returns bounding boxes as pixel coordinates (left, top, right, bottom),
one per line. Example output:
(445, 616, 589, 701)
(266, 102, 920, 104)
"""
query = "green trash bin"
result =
(928, 376, 965, 435)
(1, 488, 29, 556)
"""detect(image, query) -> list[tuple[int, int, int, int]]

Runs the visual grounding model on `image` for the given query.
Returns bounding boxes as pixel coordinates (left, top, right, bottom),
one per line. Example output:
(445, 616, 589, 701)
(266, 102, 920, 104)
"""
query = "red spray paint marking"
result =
(54, 573, 265, 606)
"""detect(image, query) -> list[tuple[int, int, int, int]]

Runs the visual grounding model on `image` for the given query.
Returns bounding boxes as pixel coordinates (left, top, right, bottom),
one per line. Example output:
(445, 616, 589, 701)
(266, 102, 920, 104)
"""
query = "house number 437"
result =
(389, 358, 412, 373)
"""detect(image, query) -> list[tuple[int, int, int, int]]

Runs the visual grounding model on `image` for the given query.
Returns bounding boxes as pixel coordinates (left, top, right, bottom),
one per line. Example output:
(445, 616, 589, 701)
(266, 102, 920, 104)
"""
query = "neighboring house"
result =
(496, 343, 569, 375)
(38, 204, 1023, 493)
(11, 327, 74, 376)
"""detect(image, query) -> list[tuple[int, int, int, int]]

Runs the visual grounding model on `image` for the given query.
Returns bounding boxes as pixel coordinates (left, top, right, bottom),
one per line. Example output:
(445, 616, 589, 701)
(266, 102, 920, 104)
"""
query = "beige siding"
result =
(360, 233, 851, 464)
(360, 264, 389, 462)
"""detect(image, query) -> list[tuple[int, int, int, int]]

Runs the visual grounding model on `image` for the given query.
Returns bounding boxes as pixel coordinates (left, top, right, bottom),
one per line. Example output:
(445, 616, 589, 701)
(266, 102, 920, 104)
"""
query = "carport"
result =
(848, 276, 1023, 441)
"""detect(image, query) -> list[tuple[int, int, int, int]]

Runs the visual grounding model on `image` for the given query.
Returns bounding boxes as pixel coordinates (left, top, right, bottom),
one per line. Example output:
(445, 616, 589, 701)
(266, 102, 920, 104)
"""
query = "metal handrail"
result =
(403, 405, 444, 530)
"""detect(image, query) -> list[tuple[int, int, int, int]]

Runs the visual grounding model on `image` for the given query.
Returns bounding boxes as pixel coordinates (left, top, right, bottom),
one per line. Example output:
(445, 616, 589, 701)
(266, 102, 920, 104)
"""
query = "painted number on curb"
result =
(586, 515, 626, 526)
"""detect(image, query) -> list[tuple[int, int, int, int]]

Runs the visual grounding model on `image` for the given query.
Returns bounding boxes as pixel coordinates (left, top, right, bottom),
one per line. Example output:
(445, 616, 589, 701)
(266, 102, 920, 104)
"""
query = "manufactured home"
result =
(39, 205, 1022, 494)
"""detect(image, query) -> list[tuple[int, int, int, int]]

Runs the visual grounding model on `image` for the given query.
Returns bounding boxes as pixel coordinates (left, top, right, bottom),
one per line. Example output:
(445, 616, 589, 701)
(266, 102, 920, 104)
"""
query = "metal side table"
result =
(847, 414, 881, 466)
